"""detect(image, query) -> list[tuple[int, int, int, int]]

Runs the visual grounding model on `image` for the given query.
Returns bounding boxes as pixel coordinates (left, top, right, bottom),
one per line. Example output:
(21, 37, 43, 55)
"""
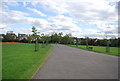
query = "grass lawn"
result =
(2, 43, 52, 79)
(67, 45, 119, 56)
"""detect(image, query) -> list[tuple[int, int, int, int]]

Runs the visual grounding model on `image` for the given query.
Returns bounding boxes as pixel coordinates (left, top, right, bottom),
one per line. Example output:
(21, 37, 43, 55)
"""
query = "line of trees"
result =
(1, 28, 120, 47)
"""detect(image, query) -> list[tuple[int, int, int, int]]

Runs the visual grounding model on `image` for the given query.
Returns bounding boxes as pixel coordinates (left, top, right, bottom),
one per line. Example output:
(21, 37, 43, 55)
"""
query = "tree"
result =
(88, 38, 94, 45)
(51, 33, 60, 43)
(110, 38, 118, 47)
(58, 32, 63, 43)
(44, 35, 51, 46)
(60, 33, 72, 44)
(74, 37, 78, 47)
(27, 35, 33, 43)
(3, 33, 17, 42)
(41, 33, 45, 48)
(20, 38, 28, 43)
(80, 39, 86, 45)
(32, 26, 39, 52)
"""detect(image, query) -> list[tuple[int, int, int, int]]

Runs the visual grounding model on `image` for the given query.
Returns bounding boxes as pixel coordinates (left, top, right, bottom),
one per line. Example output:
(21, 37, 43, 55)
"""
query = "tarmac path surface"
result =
(32, 44, 118, 79)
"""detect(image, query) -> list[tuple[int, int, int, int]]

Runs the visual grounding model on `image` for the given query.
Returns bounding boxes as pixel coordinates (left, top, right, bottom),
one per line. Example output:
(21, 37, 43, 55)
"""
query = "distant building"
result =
(18, 34, 27, 40)
(37, 35, 41, 39)
(72, 37, 82, 44)
(72, 37, 77, 43)
(6, 31, 14, 34)
(0, 34, 4, 41)
(6, 31, 17, 39)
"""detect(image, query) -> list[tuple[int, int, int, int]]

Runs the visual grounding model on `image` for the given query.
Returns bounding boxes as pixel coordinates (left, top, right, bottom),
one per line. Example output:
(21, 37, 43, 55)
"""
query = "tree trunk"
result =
(35, 38, 39, 52)
(106, 40, 110, 53)
(76, 42, 78, 47)
(35, 40, 37, 51)
(46, 41, 48, 46)
(42, 41, 44, 48)
(86, 40, 88, 49)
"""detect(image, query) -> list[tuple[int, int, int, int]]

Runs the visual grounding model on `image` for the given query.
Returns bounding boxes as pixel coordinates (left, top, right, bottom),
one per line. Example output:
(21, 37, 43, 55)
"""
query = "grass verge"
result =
(2, 43, 52, 79)
(67, 45, 119, 56)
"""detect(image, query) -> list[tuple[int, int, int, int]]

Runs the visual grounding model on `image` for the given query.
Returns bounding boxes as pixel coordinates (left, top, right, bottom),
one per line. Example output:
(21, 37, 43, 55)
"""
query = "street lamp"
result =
(85, 36, 89, 49)
(104, 27, 112, 53)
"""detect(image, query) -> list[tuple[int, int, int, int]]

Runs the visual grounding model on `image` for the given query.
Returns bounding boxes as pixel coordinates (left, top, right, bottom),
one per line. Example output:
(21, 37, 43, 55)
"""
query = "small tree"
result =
(41, 33, 45, 48)
(27, 35, 33, 43)
(58, 32, 63, 44)
(44, 36, 51, 46)
(74, 37, 78, 47)
(32, 26, 39, 52)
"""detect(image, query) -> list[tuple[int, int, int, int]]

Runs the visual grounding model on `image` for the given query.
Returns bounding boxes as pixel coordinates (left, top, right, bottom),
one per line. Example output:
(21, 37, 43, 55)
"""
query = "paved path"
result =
(32, 44, 118, 79)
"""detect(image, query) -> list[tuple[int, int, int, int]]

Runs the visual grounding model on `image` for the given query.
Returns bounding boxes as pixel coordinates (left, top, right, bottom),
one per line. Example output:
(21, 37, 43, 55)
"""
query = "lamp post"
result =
(99, 24, 111, 53)
(76, 38, 78, 47)
(106, 39, 110, 53)
(85, 37, 89, 49)
(104, 28, 111, 53)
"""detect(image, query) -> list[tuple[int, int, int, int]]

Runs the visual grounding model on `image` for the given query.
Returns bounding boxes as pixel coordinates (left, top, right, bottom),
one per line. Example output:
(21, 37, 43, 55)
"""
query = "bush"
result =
(80, 40, 86, 45)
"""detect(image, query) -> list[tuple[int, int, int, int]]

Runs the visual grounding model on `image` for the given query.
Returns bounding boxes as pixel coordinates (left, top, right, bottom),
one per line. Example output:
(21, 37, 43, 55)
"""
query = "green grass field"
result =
(2, 43, 52, 79)
(67, 45, 119, 56)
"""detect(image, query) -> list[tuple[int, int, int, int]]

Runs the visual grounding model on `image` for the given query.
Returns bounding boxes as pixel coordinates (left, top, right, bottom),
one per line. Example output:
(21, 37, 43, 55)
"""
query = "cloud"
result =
(30, 0, 117, 21)
(31, 0, 69, 15)
(1, 11, 47, 27)
(30, 0, 118, 37)
(13, 27, 32, 34)
(2, 10, 30, 25)
(27, 7, 46, 16)
(23, 2, 27, 7)
(65, 0, 117, 23)
(2, 1, 19, 7)
(48, 15, 81, 36)
(1, 0, 118, 38)
(78, 28, 118, 38)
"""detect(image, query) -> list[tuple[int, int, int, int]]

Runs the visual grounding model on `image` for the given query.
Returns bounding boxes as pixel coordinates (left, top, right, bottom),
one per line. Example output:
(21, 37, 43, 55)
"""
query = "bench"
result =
(88, 47, 93, 50)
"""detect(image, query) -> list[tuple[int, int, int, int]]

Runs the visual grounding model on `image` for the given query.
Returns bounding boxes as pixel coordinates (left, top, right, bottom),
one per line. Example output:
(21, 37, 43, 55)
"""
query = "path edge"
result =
(29, 44, 53, 80)
(66, 45, 118, 57)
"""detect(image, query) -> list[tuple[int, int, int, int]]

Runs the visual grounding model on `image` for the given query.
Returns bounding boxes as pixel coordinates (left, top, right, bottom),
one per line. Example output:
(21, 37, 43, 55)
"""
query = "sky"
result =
(0, 0, 119, 38)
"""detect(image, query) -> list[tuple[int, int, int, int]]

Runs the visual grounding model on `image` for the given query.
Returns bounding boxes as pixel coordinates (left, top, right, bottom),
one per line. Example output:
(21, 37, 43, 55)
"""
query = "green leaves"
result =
(32, 26, 40, 52)
(32, 26, 37, 36)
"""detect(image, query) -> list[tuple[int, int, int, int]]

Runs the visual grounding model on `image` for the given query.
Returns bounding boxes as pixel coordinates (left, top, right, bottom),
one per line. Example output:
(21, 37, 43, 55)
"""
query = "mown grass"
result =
(67, 45, 119, 56)
(2, 43, 52, 79)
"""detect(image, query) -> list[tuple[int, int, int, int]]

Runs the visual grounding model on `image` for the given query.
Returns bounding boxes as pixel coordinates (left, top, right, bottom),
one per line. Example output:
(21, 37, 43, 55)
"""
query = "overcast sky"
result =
(0, 0, 119, 38)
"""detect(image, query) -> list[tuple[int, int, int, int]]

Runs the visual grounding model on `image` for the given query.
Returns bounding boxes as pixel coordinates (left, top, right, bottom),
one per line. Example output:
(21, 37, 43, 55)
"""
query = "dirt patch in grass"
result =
(0, 42, 19, 44)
